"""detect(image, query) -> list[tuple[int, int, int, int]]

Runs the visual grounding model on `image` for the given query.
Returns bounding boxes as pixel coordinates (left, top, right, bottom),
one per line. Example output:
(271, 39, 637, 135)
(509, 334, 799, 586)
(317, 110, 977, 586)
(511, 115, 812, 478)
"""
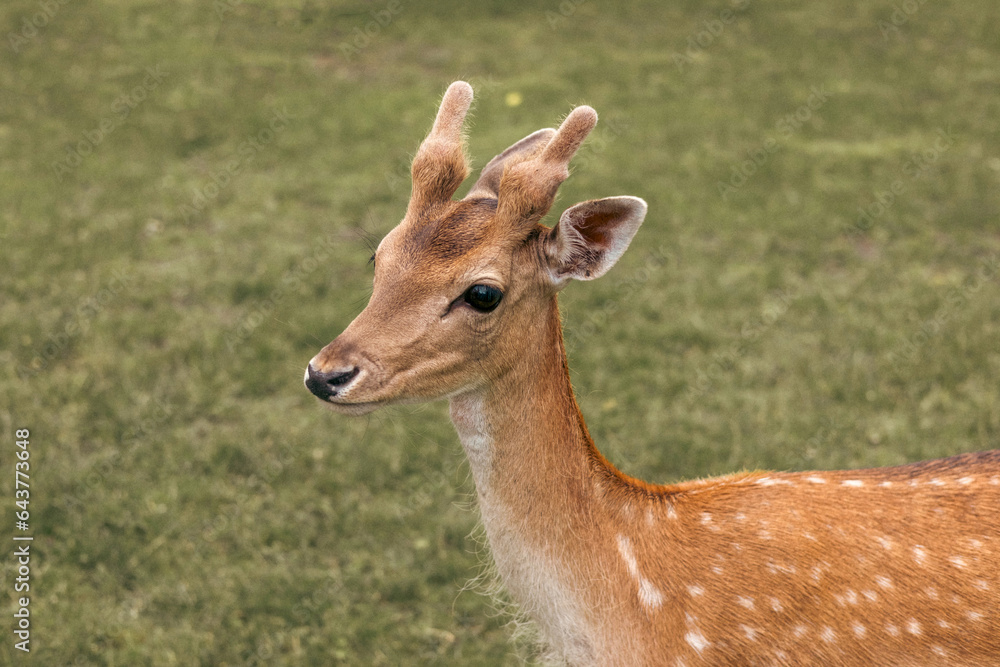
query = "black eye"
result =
(463, 284, 503, 312)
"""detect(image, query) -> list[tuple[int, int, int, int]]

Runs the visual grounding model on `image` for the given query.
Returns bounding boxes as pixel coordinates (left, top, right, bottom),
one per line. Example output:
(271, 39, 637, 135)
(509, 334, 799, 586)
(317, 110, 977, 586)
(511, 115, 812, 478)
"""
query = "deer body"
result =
(306, 82, 1000, 665)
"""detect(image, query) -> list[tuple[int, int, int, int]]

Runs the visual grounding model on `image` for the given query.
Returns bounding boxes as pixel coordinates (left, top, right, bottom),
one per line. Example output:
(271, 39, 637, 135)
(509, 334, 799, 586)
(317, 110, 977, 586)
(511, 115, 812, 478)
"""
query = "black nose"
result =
(305, 363, 359, 400)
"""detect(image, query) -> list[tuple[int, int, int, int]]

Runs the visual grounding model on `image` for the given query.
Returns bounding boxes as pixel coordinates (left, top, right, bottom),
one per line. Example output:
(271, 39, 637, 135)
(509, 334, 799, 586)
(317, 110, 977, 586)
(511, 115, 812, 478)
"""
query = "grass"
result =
(2, 0, 999, 663)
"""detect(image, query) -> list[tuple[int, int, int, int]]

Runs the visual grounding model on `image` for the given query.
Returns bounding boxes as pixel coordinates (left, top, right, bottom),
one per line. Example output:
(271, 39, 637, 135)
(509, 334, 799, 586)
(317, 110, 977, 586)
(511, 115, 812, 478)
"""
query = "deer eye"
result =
(463, 284, 503, 312)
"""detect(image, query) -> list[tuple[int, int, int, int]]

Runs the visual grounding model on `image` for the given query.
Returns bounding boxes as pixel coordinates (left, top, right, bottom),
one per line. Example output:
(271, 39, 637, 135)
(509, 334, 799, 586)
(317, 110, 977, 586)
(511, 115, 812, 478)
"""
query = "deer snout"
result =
(304, 335, 370, 400)
(304, 363, 359, 400)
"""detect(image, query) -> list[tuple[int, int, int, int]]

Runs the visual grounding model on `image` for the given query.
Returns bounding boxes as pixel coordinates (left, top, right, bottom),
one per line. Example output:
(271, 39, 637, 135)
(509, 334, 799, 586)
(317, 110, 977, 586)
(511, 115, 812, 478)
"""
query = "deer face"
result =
(305, 82, 646, 414)
(305, 198, 549, 414)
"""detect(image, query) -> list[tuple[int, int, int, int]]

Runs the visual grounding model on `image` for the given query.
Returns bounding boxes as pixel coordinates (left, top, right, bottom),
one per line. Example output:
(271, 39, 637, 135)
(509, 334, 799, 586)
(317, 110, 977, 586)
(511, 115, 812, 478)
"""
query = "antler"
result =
(405, 82, 598, 232)
(406, 81, 473, 218)
(495, 105, 598, 227)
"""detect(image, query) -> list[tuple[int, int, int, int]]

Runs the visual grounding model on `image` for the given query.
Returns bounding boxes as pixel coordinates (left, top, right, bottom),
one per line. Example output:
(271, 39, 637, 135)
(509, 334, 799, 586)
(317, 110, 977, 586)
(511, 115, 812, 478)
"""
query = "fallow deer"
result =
(305, 81, 1000, 666)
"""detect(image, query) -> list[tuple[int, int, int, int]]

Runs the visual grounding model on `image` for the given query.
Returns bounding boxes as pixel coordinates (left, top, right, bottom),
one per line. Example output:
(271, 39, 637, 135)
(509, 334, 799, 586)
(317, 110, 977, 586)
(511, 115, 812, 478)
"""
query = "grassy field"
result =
(3, 0, 999, 663)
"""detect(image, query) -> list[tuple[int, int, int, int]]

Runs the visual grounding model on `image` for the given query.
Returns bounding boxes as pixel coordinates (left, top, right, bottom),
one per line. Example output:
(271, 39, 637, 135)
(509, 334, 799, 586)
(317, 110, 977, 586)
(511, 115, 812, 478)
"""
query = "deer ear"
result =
(543, 196, 647, 285)
(466, 128, 556, 199)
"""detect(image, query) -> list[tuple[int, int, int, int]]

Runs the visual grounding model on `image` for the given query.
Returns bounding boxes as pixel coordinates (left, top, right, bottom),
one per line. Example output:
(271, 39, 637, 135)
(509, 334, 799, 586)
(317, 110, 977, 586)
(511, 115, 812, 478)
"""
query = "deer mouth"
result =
(304, 362, 394, 415)
(304, 363, 359, 399)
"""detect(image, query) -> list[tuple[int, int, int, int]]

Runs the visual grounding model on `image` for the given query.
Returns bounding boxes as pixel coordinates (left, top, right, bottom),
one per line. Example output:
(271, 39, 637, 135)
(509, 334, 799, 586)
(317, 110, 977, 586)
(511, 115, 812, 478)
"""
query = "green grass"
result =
(2, 0, 999, 663)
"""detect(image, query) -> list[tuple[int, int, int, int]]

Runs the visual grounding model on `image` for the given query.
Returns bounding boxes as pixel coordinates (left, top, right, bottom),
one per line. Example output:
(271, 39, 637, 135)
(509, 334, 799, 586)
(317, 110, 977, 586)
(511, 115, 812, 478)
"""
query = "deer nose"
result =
(304, 363, 360, 400)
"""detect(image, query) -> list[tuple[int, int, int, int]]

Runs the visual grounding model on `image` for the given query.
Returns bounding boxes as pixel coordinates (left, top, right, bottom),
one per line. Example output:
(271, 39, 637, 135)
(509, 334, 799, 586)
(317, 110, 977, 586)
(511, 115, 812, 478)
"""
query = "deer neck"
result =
(448, 298, 614, 659)
(449, 298, 596, 521)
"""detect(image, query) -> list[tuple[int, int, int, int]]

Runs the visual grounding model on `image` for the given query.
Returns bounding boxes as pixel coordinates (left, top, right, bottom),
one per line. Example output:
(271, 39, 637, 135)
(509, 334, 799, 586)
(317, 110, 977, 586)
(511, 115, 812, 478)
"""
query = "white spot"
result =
(767, 561, 797, 576)
(616, 535, 664, 611)
(975, 579, 990, 591)
(880, 480, 893, 488)
(885, 623, 900, 637)
(967, 611, 985, 622)
(775, 650, 788, 661)
(862, 589, 878, 602)
(711, 565, 724, 575)
(639, 579, 664, 610)
(820, 627, 836, 643)
(959, 476, 975, 485)
(617, 535, 638, 576)
(990, 476, 999, 486)
(735, 512, 747, 522)
(906, 619, 921, 636)
(700, 513, 712, 525)
(924, 586, 938, 600)
(949, 555, 967, 569)
(930, 478, 946, 487)
(811, 566, 824, 583)
(687, 585, 705, 597)
(804, 532, 818, 542)
(842, 479, 864, 488)
(758, 529, 773, 540)
(685, 630, 710, 653)
(912, 545, 928, 566)
(969, 538, 984, 549)
(757, 476, 793, 487)
(740, 625, 759, 642)
(806, 475, 826, 484)
(937, 619, 950, 629)
(769, 597, 783, 613)
(932, 646, 947, 658)
(646, 508, 655, 527)
(876, 536, 893, 550)
(852, 621, 867, 638)
(875, 575, 893, 590)
(736, 596, 755, 610)
(667, 504, 678, 520)
(792, 624, 808, 638)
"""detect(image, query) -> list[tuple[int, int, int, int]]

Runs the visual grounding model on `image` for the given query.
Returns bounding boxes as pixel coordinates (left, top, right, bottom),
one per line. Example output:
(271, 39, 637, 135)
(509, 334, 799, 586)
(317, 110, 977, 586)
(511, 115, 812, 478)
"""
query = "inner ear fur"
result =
(543, 196, 648, 283)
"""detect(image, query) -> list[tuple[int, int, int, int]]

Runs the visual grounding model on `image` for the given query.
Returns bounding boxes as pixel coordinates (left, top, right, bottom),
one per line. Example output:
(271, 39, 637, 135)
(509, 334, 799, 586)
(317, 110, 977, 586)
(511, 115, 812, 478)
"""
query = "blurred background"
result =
(3, 0, 999, 663)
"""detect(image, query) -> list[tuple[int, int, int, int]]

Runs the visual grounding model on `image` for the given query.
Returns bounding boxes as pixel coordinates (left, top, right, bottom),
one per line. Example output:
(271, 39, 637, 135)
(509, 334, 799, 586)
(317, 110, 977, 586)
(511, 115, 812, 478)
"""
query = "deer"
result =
(304, 81, 1000, 666)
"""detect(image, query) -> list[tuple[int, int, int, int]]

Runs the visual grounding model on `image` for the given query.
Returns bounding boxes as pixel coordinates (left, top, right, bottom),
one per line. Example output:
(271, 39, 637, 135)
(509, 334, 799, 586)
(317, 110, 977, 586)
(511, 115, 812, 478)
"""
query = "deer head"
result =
(305, 81, 646, 414)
